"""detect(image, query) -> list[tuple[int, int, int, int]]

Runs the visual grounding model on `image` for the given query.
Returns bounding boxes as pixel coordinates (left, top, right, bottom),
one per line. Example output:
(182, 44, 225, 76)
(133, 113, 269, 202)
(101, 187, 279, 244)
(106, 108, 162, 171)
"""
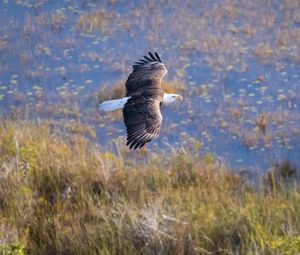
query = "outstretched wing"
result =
(123, 97, 163, 150)
(125, 52, 167, 97)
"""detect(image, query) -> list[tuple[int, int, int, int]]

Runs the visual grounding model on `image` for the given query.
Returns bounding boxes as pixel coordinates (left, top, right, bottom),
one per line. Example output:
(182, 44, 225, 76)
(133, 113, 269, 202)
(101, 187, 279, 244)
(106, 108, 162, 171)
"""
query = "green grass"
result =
(0, 120, 300, 255)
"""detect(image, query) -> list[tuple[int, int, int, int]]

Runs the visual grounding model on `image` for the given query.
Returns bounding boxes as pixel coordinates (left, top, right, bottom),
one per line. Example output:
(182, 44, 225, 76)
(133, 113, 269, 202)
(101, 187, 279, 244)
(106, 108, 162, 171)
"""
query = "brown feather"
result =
(123, 52, 168, 150)
(123, 98, 163, 150)
(125, 52, 167, 97)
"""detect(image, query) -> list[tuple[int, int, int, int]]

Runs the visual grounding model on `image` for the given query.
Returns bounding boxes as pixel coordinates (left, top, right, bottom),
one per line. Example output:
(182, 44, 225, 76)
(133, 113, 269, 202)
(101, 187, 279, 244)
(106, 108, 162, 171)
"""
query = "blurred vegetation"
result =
(72, 0, 300, 70)
(0, 1, 300, 254)
(0, 119, 300, 255)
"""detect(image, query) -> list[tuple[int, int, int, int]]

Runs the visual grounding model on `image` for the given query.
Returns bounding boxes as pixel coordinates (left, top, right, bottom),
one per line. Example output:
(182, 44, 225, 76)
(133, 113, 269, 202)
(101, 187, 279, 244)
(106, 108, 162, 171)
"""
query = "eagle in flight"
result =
(99, 52, 183, 150)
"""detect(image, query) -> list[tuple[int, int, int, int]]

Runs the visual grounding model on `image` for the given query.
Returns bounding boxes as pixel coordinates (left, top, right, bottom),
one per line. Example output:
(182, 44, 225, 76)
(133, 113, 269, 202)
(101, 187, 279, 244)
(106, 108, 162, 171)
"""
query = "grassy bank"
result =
(0, 120, 300, 255)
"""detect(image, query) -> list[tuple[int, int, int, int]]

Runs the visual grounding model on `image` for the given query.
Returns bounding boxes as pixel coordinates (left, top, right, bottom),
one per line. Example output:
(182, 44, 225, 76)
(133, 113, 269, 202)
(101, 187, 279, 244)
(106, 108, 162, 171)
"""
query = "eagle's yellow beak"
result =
(177, 95, 183, 101)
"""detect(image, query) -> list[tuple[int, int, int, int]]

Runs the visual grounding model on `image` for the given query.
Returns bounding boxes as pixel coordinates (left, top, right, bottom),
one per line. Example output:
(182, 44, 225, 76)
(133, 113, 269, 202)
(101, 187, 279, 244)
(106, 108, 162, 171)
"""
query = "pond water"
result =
(0, 0, 299, 172)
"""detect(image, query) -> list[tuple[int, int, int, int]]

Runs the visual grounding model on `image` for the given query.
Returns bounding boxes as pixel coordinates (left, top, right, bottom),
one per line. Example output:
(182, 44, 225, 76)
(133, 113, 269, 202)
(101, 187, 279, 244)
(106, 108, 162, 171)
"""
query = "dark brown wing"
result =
(125, 52, 167, 97)
(123, 97, 163, 150)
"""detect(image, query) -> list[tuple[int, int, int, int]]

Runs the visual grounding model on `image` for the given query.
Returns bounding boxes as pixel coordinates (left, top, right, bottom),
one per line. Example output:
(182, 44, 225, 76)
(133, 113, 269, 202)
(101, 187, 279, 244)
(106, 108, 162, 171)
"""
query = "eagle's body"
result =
(99, 52, 183, 150)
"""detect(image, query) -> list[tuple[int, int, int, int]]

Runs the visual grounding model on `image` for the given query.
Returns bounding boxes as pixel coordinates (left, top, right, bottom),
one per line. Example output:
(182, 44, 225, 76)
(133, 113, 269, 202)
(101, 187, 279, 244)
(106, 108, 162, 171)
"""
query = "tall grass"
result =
(0, 120, 300, 255)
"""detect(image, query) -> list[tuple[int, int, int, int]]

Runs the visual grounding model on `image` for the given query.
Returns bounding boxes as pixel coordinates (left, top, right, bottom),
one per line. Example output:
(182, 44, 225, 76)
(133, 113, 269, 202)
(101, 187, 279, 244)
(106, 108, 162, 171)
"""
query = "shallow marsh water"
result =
(0, 0, 299, 172)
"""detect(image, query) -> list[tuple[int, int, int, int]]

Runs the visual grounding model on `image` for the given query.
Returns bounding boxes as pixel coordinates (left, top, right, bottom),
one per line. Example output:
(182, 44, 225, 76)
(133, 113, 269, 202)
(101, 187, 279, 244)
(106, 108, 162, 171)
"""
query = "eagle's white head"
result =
(163, 93, 183, 104)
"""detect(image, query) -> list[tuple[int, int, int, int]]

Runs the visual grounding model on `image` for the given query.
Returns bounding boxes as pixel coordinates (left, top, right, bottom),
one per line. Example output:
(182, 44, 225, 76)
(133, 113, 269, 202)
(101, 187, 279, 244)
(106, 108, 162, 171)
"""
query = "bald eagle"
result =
(99, 52, 183, 150)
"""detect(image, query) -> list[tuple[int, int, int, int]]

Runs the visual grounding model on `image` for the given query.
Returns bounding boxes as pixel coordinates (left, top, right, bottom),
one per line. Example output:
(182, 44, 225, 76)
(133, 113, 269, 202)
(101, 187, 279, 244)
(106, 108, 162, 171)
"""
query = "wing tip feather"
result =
(133, 51, 163, 69)
(155, 52, 162, 63)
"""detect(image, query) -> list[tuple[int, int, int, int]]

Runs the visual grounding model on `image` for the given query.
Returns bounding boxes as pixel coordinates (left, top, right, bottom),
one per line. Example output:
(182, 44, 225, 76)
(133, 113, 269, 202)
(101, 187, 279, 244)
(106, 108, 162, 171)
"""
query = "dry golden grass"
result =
(0, 119, 300, 255)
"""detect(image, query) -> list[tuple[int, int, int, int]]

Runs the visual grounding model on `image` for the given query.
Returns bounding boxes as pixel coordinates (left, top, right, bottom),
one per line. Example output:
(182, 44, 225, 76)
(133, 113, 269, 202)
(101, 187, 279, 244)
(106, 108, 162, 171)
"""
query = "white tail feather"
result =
(98, 97, 130, 112)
